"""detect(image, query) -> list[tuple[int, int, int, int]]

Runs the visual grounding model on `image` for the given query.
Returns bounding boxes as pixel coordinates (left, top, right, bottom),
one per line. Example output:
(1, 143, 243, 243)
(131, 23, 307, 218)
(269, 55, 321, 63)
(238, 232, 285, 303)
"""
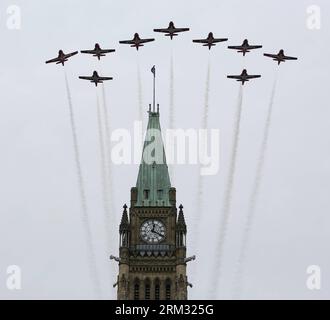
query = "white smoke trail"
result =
(96, 90, 109, 224)
(102, 84, 115, 226)
(211, 85, 244, 298)
(194, 62, 211, 252)
(169, 51, 174, 129)
(137, 59, 143, 124)
(190, 62, 211, 286)
(232, 77, 278, 299)
(101, 84, 117, 298)
(169, 51, 175, 180)
(64, 71, 102, 298)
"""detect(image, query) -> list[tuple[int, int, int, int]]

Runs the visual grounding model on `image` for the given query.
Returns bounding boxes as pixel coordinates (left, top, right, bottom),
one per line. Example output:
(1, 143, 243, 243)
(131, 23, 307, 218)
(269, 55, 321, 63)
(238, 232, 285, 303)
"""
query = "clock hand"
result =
(148, 223, 157, 238)
(153, 230, 164, 238)
(150, 224, 162, 236)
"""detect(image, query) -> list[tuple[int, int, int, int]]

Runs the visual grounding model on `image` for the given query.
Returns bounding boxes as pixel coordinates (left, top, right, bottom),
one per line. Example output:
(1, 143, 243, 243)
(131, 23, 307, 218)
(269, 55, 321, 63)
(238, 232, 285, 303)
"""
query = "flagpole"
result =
(153, 67, 156, 112)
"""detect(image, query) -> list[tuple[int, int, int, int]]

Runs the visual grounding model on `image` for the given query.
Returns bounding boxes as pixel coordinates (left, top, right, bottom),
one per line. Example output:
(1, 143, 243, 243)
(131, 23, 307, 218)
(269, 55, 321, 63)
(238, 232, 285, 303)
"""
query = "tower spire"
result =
(151, 65, 156, 112)
(135, 67, 171, 207)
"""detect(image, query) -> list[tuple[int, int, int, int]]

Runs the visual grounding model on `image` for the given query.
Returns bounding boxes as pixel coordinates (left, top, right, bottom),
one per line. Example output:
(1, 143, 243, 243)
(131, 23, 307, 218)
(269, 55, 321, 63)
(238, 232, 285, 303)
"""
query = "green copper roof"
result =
(135, 109, 171, 207)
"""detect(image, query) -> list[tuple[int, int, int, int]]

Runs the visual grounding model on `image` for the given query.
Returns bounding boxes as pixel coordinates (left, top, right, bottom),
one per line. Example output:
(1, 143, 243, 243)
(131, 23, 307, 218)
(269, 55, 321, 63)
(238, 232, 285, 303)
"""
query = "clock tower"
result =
(112, 71, 193, 300)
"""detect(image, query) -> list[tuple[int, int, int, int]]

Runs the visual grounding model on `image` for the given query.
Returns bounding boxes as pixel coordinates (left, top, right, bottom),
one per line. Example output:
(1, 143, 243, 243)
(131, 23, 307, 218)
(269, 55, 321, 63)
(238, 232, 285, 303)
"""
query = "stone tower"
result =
(113, 69, 192, 300)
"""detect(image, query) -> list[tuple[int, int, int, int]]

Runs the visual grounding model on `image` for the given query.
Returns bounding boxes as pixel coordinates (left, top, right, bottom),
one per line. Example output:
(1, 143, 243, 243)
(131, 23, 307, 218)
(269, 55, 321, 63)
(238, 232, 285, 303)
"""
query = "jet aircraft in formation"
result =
(119, 33, 155, 50)
(153, 21, 190, 39)
(227, 69, 261, 85)
(192, 32, 228, 50)
(79, 71, 113, 87)
(228, 39, 262, 56)
(264, 49, 298, 65)
(45, 50, 78, 66)
(45, 21, 298, 87)
(81, 43, 115, 60)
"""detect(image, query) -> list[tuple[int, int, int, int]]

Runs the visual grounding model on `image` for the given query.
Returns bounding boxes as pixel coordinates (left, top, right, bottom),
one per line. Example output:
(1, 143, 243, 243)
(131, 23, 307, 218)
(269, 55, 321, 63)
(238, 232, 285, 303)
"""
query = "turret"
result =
(119, 204, 130, 248)
(176, 204, 187, 247)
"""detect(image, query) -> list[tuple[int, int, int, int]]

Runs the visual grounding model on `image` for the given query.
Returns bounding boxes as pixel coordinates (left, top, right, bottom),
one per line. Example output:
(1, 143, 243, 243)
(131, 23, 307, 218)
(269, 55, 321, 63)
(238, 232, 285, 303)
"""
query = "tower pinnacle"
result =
(151, 65, 156, 112)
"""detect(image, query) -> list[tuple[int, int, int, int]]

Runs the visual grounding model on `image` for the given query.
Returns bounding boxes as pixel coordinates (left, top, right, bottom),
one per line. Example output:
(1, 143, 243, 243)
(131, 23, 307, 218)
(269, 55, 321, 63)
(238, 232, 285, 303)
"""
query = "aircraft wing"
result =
(246, 75, 261, 79)
(45, 57, 60, 64)
(213, 38, 228, 43)
(140, 38, 155, 43)
(100, 49, 116, 53)
(264, 53, 278, 59)
(81, 50, 96, 54)
(284, 55, 297, 60)
(247, 45, 262, 49)
(173, 28, 189, 32)
(153, 28, 170, 33)
(227, 75, 242, 80)
(79, 76, 93, 81)
(228, 45, 244, 50)
(193, 39, 208, 43)
(81, 49, 115, 54)
(119, 40, 135, 44)
(65, 51, 78, 58)
(99, 76, 113, 81)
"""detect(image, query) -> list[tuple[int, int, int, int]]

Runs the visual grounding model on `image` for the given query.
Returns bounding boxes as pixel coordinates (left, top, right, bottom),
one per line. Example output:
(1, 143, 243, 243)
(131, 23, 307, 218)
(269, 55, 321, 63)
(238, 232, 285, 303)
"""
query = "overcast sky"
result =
(0, 0, 329, 299)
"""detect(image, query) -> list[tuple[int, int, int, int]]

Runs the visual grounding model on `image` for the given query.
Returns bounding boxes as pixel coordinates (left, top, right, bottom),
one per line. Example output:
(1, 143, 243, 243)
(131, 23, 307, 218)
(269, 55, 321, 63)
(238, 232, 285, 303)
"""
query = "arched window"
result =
(154, 279, 160, 300)
(145, 279, 151, 300)
(165, 279, 171, 300)
(134, 279, 140, 300)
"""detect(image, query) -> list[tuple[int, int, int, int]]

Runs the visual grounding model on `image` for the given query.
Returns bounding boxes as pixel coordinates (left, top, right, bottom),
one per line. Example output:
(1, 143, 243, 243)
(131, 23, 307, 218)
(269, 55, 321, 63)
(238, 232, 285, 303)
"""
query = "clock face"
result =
(140, 219, 166, 243)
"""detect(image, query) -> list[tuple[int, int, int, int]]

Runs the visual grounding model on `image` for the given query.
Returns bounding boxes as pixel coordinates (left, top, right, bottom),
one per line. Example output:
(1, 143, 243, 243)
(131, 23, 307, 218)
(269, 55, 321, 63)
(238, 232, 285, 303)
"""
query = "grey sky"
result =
(0, 0, 329, 299)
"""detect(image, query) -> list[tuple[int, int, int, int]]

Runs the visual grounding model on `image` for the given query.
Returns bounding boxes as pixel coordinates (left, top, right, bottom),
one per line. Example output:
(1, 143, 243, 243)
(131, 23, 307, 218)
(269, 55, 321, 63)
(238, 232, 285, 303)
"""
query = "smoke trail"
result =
(232, 77, 278, 299)
(96, 90, 109, 224)
(101, 85, 117, 298)
(194, 62, 211, 252)
(189, 62, 211, 286)
(64, 71, 102, 298)
(137, 60, 143, 124)
(169, 51, 174, 129)
(168, 51, 175, 180)
(211, 85, 244, 298)
(102, 84, 115, 226)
